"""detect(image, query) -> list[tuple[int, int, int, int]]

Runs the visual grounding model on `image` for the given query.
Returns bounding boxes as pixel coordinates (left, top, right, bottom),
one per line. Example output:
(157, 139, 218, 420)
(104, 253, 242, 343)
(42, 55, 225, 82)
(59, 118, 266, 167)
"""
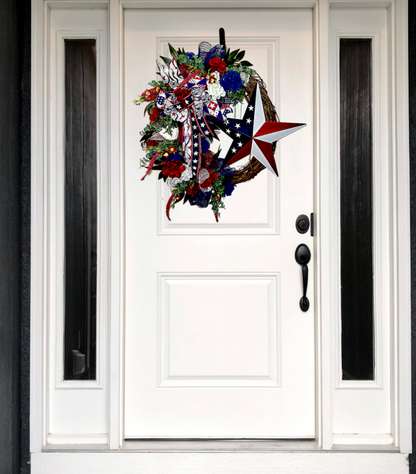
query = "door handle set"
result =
(294, 214, 312, 312)
(295, 244, 311, 312)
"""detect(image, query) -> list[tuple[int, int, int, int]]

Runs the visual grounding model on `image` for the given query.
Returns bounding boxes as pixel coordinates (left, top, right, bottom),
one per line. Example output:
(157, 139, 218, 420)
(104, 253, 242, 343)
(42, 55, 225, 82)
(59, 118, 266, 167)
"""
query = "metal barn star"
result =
(207, 84, 306, 176)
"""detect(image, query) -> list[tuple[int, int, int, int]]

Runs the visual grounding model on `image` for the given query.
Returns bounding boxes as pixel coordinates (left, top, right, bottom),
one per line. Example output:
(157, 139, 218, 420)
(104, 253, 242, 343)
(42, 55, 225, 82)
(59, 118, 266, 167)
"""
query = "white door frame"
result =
(30, 0, 411, 470)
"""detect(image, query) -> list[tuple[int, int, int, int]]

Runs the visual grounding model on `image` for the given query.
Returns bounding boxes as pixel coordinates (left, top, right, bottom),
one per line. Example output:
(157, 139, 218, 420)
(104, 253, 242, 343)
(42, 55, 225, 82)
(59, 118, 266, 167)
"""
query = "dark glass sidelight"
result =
(64, 40, 97, 380)
(340, 39, 374, 381)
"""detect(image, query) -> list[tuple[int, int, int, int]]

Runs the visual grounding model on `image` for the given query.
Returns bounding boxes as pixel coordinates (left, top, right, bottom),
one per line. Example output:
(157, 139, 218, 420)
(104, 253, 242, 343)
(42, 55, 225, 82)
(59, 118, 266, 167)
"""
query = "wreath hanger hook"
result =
(219, 28, 226, 51)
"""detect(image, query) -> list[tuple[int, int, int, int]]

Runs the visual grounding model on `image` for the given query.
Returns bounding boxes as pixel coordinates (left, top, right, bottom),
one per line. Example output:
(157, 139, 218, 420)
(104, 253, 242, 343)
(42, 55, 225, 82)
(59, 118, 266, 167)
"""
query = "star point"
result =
(206, 84, 306, 177)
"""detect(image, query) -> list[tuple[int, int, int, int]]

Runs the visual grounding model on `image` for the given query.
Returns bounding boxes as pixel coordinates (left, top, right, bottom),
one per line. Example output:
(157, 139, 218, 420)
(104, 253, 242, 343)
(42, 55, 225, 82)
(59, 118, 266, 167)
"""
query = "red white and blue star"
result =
(207, 83, 306, 176)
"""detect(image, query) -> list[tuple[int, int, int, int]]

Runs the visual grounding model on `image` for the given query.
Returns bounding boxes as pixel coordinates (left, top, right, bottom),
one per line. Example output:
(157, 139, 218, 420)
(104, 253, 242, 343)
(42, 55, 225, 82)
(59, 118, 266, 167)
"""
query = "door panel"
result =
(124, 8, 314, 438)
(157, 37, 279, 235)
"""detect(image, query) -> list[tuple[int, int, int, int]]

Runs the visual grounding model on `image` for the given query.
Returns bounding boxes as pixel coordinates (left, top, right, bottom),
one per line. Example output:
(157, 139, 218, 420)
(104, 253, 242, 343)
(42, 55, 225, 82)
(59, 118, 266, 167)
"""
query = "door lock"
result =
(296, 214, 310, 234)
(295, 244, 311, 312)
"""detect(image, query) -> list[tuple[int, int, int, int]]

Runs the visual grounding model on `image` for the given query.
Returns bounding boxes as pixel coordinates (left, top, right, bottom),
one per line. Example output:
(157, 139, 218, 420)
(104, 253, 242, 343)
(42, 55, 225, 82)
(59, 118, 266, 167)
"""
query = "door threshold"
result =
(42, 438, 400, 453)
(122, 439, 320, 452)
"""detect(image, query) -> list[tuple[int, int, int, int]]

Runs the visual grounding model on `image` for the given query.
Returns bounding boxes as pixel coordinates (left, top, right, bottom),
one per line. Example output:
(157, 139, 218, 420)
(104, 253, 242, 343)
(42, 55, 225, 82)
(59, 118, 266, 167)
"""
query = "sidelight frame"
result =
(31, 0, 411, 464)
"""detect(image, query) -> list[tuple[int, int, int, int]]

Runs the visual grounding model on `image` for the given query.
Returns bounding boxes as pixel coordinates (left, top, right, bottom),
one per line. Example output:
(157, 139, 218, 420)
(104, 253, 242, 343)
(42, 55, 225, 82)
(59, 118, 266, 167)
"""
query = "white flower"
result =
(240, 71, 250, 86)
(160, 127, 179, 141)
(171, 166, 193, 187)
(207, 71, 226, 101)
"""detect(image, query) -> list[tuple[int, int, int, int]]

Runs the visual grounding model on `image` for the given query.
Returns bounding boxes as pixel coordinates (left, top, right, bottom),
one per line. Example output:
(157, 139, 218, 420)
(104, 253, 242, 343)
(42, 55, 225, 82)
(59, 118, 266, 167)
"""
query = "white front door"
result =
(124, 8, 314, 439)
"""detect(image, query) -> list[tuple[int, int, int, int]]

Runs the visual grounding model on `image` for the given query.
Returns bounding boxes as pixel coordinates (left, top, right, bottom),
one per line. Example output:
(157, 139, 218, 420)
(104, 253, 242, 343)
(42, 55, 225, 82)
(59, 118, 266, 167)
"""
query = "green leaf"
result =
(224, 47, 231, 63)
(228, 49, 240, 63)
(143, 102, 154, 116)
(160, 56, 171, 66)
(240, 60, 253, 67)
(168, 43, 179, 60)
(235, 50, 245, 61)
(158, 171, 164, 180)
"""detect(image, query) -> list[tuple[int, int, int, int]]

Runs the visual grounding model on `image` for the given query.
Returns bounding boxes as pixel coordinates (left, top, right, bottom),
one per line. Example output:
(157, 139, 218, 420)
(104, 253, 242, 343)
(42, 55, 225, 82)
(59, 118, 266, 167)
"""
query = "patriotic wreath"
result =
(135, 41, 305, 221)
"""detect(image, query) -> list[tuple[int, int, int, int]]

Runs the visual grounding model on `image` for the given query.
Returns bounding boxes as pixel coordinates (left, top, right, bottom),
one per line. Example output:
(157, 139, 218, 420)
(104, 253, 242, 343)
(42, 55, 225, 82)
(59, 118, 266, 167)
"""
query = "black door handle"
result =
(295, 244, 311, 312)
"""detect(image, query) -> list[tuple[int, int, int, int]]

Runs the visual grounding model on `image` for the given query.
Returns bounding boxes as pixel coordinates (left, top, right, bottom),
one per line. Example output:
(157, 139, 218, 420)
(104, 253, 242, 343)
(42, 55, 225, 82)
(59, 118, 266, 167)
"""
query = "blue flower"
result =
(223, 180, 235, 196)
(201, 136, 210, 153)
(220, 70, 243, 93)
(190, 190, 211, 208)
(218, 159, 236, 179)
(166, 152, 182, 161)
(186, 52, 195, 59)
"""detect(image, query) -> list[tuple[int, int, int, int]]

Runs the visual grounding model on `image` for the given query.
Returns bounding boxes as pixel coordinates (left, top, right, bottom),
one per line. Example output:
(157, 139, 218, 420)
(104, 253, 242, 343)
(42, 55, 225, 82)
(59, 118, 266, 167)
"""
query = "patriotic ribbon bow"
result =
(156, 58, 230, 189)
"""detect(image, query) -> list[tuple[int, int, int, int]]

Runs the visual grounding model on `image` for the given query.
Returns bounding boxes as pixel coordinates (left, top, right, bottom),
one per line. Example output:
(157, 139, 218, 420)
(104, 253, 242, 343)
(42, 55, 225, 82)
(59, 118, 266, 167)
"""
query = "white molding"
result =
(332, 434, 394, 446)
(31, 452, 409, 474)
(328, 5, 393, 443)
(46, 0, 109, 7)
(52, 30, 105, 391)
(330, 1, 392, 7)
(314, 0, 334, 451)
(122, 0, 319, 7)
(47, 434, 109, 445)
(157, 273, 281, 389)
(391, 0, 411, 454)
(155, 36, 280, 236)
(331, 30, 384, 391)
(32, 2, 111, 448)
(108, 0, 125, 450)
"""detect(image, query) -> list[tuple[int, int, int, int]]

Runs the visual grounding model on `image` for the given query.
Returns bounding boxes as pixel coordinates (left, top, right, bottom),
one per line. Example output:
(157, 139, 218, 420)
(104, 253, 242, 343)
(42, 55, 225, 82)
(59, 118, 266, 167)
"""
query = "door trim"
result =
(30, 0, 411, 456)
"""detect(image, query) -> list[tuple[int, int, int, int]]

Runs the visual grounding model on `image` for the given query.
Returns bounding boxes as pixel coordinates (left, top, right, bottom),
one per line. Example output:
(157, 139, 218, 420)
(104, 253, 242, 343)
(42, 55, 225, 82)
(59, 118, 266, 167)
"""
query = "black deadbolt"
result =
(296, 214, 310, 234)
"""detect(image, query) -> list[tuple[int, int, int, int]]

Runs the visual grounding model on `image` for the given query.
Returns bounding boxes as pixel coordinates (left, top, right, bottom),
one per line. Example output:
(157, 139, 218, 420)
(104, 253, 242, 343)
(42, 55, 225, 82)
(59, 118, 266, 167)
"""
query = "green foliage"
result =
(226, 88, 245, 106)
(139, 113, 178, 141)
(160, 56, 171, 66)
(140, 138, 182, 169)
(209, 191, 226, 218)
(172, 180, 189, 197)
(225, 48, 242, 66)
(149, 80, 167, 88)
(168, 43, 179, 60)
(212, 174, 226, 197)
(177, 53, 206, 73)
(143, 101, 155, 116)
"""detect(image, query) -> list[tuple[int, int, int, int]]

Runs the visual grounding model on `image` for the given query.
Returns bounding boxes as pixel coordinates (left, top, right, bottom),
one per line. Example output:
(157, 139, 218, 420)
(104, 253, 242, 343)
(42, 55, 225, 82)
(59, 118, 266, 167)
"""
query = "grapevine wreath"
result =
(135, 38, 305, 221)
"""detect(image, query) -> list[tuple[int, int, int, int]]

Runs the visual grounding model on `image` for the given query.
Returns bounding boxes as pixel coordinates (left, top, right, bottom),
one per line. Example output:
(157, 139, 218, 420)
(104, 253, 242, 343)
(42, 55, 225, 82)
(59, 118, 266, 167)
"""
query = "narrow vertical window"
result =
(340, 39, 374, 381)
(64, 40, 97, 380)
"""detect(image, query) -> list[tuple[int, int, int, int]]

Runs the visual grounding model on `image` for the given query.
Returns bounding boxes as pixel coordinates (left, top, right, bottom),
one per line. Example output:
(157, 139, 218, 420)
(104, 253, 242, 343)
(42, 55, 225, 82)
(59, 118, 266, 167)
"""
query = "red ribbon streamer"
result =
(166, 193, 179, 221)
(173, 70, 199, 93)
(141, 151, 161, 181)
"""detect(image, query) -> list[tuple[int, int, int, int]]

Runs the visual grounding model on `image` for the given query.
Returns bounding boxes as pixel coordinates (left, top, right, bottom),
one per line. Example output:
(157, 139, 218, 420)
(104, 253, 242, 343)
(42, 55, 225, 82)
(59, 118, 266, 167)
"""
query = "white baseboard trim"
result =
(31, 452, 409, 474)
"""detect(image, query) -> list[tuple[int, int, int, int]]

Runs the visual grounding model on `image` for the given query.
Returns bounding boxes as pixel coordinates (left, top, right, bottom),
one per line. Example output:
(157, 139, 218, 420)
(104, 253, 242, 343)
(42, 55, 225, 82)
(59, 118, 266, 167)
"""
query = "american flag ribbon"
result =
(156, 58, 230, 186)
